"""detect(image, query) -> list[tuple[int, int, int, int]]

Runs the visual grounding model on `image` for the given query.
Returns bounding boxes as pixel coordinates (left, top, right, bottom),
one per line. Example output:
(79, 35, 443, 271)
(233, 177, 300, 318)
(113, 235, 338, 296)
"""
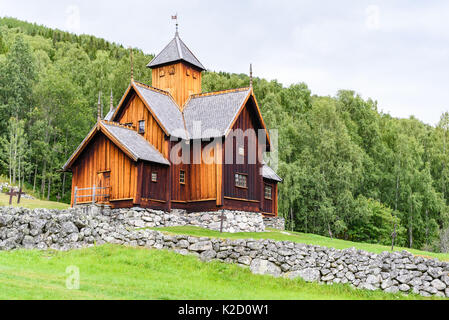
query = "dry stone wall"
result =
(263, 217, 285, 230)
(100, 207, 266, 233)
(0, 206, 448, 298)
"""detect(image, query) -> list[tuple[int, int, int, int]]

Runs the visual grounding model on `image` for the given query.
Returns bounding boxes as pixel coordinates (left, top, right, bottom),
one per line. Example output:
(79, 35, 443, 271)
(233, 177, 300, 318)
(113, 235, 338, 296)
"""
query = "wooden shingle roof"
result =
(63, 121, 170, 170)
(183, 88, 252, 139)
(262, 164, 283, 182)
(102, 123, 170, 165)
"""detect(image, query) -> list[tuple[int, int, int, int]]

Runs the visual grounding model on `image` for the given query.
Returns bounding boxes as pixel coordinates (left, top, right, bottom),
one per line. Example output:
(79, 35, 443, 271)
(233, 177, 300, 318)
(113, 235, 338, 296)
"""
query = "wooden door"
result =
(97, 171, 111, 203)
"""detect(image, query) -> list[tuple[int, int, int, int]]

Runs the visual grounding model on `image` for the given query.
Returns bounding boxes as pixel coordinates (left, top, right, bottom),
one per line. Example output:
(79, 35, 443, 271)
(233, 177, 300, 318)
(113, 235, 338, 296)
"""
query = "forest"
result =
(1, 17, 449, 252)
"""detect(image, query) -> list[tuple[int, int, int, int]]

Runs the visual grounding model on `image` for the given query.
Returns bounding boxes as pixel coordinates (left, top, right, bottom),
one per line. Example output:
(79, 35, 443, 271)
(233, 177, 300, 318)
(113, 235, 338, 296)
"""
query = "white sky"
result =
(0, 0, 448, 125)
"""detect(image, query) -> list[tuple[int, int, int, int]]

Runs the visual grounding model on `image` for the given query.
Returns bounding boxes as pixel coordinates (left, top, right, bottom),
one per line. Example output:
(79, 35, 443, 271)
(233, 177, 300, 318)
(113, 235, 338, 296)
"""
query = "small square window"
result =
(180, 171, 186, 184)
(138, 120, 145, 134)
(152, 172, 158, 183)
(265, 185, 273, 200)
(235, 174, 247, 188)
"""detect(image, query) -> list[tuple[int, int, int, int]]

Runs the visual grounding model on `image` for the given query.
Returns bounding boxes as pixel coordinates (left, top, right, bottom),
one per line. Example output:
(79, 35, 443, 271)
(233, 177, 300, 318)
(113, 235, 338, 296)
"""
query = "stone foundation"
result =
(263, 217, 285, 230)
(1, 206, 449, 298)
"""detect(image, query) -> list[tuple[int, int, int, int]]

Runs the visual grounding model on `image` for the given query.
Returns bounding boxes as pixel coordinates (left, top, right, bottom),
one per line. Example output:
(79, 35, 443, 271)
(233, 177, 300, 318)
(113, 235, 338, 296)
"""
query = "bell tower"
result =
(147, 32, 205, 110)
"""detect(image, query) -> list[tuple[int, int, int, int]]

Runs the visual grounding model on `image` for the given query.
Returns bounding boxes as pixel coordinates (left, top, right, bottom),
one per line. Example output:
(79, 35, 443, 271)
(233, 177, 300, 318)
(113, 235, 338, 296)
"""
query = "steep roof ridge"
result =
(101, 120, 136, 130)
(176, 36, 205, 70)
(175, 35, 183, 60)
(190, 87, 251, 99)
(133, 81, 171, 96)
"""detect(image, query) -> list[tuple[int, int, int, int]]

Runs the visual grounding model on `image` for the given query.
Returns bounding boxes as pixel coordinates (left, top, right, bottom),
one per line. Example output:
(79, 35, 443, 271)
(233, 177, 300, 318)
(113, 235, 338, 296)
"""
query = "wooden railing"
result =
(74, 185, 110, 205)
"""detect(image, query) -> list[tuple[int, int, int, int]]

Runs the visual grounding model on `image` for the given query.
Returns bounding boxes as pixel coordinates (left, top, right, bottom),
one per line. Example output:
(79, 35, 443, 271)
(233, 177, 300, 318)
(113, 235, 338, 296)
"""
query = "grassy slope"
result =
(0, 176, 69, 210)
(0, 193, 69, 210)
(0, 245, 438, 300)
(153, 226, 449, 262)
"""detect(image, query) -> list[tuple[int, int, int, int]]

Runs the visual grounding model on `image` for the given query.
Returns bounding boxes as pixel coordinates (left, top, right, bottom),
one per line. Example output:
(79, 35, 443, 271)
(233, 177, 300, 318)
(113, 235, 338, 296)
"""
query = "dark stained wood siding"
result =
(262, 180, 275, 214)
(223, 98, 264, 209)
(170, 140, 190, 202)
(141, 162, 169, 202)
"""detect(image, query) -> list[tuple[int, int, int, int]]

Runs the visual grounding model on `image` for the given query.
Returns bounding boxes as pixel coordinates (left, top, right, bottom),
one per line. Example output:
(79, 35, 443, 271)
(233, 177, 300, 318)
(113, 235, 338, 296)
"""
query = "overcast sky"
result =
(0, 0, 448, 125)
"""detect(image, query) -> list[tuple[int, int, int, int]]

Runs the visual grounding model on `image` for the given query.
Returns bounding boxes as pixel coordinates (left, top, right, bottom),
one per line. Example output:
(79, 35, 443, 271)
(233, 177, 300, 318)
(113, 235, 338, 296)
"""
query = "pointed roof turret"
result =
(147, 33, 206, 71)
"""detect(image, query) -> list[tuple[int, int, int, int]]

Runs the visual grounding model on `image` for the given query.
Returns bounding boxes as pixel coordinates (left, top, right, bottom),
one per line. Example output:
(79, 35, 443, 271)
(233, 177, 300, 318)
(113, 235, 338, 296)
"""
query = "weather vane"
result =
(172, 13, 179, 35)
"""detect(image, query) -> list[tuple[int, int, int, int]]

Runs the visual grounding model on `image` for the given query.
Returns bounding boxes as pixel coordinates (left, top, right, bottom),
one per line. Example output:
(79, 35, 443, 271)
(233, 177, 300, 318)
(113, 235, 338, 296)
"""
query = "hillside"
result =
(1, 17, 449, 253)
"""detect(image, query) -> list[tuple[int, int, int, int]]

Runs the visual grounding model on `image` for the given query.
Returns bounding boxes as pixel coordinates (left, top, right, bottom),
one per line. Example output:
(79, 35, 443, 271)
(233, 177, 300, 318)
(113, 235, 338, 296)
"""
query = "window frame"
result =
(151, 172, 158, 183)
(138, 120, 145, 134)
(180, 170, 186, 185)
(264, 185, 273, 200)
(235, 173, 248, 189)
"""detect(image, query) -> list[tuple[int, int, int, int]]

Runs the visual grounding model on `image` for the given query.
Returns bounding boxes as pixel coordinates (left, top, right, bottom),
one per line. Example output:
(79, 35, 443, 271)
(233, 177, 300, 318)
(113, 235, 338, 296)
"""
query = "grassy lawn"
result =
(0, 245, 438, 300)
(153, 226, 449, 262)
(0, 193, 69, 210)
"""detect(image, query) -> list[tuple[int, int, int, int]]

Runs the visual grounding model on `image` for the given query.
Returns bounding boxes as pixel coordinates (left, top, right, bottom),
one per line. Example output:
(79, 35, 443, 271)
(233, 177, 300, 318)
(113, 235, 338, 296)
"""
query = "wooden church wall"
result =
(170, 141, 190, 203)
(116, 93, 167, 157)
(70, 132, 137, 206)
(138, 162, 169, 211)
(170, 140, 220, 204)
(262, 180, 276, 215)
(223, 99, 263, 208)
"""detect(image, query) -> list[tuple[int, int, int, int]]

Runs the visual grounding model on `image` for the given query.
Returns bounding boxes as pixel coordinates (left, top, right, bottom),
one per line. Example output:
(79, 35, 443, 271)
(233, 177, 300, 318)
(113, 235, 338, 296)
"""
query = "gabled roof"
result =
(262, 164, 283, 182)
(63, 121, 170, 171)
(133, 82, 188, 139)
(102, 123, 170, 165)
(110, 82, 270, 146)
(183, 88, 252, 139)
(147, 33, 206, 71)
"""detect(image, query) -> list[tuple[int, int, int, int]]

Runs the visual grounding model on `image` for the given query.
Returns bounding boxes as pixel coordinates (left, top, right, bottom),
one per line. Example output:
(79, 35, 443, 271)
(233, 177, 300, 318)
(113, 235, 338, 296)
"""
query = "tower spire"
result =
(172, 14, 179, 36)
(130, 47, 134, 82)
(250, 63, 253, 88)
(97, 91, 102, 122)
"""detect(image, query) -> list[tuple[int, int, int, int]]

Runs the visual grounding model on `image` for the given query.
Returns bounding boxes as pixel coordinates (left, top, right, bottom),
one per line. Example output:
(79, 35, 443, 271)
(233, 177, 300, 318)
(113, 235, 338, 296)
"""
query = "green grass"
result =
(0, 193, 69, 210)
(0, 245, 438, 300)
(152, 226, 449, 262)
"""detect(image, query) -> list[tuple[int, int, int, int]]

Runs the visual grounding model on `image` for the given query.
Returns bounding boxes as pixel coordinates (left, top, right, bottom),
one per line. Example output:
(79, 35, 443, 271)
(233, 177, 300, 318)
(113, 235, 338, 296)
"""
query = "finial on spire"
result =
(129, 47, 134, 82)
(172, 14, 179, 36)
(110, 89, 114, 112)
(250, 64, 253, 88)
(97, 91, 102, 122)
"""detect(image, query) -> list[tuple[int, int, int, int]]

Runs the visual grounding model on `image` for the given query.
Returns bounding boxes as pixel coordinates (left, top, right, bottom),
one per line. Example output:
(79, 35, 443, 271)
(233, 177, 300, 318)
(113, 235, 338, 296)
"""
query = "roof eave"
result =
(147, 59, 206, 72)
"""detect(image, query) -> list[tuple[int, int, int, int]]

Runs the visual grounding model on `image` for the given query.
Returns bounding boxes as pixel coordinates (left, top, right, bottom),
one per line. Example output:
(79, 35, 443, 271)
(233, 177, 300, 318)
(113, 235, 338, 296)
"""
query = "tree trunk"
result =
(425, 209, 429, 246)
(328, 222, 333, 240)
(41, 161, 47, 197)
(62, 172, 66, 198)
(409, 199, 413, 248)
(33, 165, 37, 193)
(290, 207, 294, 232)
(47, 176, 51, 201)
